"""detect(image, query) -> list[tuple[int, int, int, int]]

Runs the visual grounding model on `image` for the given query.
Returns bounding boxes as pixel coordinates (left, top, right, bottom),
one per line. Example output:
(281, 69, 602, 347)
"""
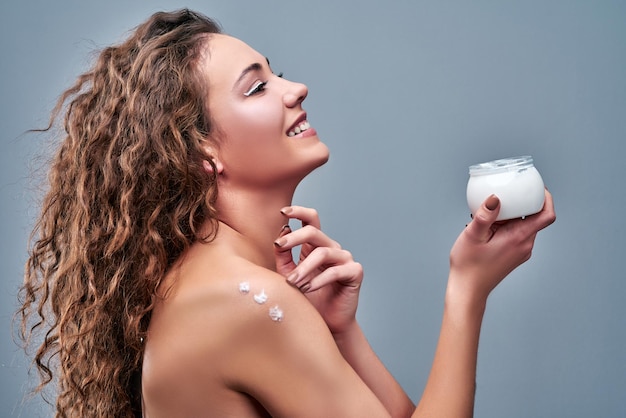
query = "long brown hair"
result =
(17, 9, 222, 417)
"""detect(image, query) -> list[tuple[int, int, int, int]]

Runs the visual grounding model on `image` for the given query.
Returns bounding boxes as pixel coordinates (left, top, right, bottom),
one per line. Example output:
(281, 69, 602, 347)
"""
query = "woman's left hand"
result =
(273, 206, 362, 335)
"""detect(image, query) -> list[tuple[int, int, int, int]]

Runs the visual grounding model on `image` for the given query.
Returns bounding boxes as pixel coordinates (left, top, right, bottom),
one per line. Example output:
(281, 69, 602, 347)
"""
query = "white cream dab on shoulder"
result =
(238, 282, 250, 294)
(254, 289, 268, 304)
(269, 306, 283, 322)
(238, 284, 282, 321)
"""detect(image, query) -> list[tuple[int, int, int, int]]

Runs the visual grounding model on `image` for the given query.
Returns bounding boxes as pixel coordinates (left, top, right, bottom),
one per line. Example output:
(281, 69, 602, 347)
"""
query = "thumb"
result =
(467, 194, 500, 242)
(274, 225, 297, 276)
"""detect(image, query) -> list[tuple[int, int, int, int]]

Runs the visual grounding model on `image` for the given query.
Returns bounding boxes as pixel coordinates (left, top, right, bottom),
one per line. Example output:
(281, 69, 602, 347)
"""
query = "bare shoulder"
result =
(145, 247, 328, 368)
(142, 249, 321, 412)
(144, 248, 389, 417)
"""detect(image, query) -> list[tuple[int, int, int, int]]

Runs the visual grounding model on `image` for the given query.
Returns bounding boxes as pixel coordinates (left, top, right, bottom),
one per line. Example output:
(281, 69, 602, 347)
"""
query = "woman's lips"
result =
(287, 120, 314, 137)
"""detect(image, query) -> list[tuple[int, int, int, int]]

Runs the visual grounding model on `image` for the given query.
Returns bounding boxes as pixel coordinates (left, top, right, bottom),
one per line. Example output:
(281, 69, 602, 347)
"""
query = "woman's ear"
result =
(201, 141, 224, 175)
(202, 158, 224, 175)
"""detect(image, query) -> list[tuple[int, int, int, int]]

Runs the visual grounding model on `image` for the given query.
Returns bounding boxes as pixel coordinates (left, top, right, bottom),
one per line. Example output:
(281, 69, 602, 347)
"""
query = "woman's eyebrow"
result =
(234, 62, 263, 90)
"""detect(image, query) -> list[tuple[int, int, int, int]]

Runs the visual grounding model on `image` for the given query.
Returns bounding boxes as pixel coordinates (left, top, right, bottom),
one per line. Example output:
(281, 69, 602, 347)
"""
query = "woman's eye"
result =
(244, 81, 267, 97)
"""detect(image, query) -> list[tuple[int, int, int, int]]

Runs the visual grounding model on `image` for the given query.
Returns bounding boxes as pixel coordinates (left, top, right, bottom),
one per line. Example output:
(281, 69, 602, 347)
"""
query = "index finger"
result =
(280, 206, 321, 229)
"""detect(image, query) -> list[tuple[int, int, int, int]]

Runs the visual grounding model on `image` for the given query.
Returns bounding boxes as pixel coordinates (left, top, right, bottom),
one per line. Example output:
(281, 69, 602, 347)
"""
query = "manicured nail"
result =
(300, 283, 311, 293)
(274, 237, 287, 247)
(485, 195, 500, 211)
(287, 271, 299, 283)
(280, 206, 293, 215)
(279, 224, 291, 234)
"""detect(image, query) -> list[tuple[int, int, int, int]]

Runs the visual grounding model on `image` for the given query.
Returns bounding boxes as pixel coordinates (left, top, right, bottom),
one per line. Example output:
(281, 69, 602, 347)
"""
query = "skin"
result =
(141, 34, 557, 417)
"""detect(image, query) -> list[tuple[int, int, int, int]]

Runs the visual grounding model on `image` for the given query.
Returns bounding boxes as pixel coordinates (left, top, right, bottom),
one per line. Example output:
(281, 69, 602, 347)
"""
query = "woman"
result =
(18, 9, 556, 418)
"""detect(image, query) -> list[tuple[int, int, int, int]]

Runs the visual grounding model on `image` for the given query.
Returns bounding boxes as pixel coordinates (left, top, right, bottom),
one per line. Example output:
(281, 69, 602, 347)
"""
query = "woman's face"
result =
(200, 34, 329, 188)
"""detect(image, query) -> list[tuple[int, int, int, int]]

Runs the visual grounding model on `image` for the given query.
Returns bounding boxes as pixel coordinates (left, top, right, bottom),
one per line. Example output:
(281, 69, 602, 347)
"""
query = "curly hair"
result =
(16, 9, 222, 417)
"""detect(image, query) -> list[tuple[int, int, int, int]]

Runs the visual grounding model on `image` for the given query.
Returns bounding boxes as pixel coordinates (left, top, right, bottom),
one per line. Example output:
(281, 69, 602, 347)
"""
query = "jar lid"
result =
(469, 155, 534, 175)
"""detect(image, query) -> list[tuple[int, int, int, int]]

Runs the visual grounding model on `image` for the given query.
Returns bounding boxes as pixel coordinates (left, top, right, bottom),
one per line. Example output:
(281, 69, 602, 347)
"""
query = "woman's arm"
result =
(274, 191, 555, 417)
(416, 192, 556, 416)
(215, 270, 394, 418)
(274, 206, 415, 417)
(333, 320, 416, 417)
(414, 283, 486, 416)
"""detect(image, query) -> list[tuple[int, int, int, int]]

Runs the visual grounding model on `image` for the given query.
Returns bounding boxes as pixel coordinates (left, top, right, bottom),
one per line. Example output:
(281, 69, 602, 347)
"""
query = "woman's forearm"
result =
(414, 274, 487, 418)
(333, 277, 487, 418)
(333, 321, 416, 418)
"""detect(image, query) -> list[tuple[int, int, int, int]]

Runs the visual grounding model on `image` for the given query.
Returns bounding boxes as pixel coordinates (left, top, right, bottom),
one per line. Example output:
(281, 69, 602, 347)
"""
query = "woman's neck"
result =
(211, 186, 294, 271)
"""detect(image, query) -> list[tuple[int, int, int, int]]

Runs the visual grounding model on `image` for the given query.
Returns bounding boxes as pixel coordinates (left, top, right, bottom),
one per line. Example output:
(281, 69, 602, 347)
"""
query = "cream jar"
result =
(466, 156, 545, 221)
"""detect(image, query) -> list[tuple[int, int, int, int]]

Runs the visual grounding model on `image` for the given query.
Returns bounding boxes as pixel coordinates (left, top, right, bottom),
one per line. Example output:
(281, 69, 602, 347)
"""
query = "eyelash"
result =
(244, 81, 266, 97)
(243, 72, 284, 97)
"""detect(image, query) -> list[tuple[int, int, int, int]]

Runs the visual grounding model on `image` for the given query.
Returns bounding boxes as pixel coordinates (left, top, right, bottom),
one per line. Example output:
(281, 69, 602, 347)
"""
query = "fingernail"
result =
(287, 271, 299, 283)
(470, 213, 474, 219)
(280, 206, 293, 215)
(485, 195, 500, 211)
(279, 224, 291, 234)
(274, 237, 287, 247)
(300, 283, 311, 293)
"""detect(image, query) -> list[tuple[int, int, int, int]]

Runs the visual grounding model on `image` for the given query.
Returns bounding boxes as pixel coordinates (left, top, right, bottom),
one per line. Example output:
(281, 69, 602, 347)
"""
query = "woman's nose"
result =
(283, 80, 308, 108)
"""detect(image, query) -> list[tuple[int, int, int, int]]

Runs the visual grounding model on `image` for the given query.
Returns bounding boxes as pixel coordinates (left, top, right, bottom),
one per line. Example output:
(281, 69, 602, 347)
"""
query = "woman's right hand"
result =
(448, 189, 556, 304)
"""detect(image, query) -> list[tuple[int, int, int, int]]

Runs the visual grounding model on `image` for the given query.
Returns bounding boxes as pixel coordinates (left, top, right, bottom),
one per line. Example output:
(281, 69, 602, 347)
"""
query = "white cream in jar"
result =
(466, 156, 545, 221)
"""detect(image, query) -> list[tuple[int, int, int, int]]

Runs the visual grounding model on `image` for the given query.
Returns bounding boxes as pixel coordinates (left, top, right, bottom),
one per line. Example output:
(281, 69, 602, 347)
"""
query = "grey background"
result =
(2, 0, 625, 417)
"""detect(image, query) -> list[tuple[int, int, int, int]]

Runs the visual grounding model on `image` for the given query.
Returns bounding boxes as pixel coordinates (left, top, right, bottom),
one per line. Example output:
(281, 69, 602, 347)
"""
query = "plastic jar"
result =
(466, 156, 545, 221)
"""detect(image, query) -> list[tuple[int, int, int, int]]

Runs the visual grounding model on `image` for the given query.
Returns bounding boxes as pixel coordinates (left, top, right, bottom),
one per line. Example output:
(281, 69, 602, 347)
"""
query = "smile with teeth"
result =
(287, 121, 311, 137)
